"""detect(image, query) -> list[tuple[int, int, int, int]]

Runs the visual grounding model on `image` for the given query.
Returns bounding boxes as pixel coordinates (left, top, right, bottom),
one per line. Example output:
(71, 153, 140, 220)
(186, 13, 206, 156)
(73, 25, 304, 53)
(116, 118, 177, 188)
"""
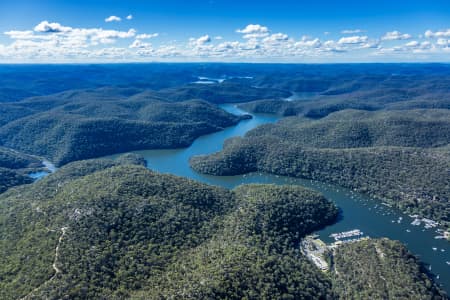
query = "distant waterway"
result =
(29, 160, 57, 180)
(108, 103, 449, 292)
(285, 91, 319, 101)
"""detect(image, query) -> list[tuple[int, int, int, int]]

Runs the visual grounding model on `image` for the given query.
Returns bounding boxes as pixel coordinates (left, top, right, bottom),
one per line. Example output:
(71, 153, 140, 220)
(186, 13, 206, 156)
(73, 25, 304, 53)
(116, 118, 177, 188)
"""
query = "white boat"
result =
(411, 219, 421, 226)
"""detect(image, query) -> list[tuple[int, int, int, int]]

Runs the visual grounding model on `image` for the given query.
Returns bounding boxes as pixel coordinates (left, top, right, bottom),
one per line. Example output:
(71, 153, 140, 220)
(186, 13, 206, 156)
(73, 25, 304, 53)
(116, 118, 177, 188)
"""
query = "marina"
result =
(301, 230, 369, 271)
(329, 229, 364, 241)
(410, 217, 441, 229)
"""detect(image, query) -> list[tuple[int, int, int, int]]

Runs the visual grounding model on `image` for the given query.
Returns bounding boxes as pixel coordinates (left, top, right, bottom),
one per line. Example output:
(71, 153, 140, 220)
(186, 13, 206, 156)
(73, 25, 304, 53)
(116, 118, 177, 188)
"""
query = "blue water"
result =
(108, 104, 449, 292)
(29, 171, 50, 180)
(28, 160, 57, 181)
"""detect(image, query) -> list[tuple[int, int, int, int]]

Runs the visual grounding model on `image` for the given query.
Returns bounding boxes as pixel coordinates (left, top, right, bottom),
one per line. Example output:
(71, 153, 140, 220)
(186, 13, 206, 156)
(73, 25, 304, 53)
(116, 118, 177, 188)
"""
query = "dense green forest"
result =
(0, 96, 249, 166)
(158, 82, 290, 103)
(2, 64, 449, 103)
(0, 146, 44, 193)
(332, 238, 446, 299)
(0, 157, 338, 299)
(1, 64, 449, 298)
(135, 184, 338, 299)
(0, 156, 233, 299)
(191, 109, 450, 226)
(0, 167, 33, 193)
(1, 64, 449, 168)
(0, 158, 443, 299)
(0, 146, 41, 169)
(239, 91, 450, 118)
(239, 67, 450, 118)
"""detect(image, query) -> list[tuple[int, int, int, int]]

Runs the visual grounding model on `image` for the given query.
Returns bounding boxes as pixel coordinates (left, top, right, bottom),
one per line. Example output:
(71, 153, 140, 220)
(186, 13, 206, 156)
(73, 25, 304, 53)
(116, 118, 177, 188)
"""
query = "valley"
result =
(0, 64, 449, 299)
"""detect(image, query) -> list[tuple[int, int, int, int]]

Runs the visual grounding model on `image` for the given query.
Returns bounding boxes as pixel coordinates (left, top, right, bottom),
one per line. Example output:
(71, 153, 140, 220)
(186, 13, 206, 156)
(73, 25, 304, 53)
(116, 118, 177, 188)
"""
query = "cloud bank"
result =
(1, 21, 449, 62)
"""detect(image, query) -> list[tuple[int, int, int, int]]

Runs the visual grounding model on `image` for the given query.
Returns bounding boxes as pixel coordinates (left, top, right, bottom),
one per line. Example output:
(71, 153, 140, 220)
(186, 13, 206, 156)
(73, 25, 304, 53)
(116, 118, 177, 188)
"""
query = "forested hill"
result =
(238, 68, 450, 118)
(0, 157, 443, 299)
(238, 94, 450, 118)
(0, 64, 449, 298)
(157, 82, 290, 103)
(0, 90, 250, 166)
(1, 63, 450, 103)
(191, 109, 450, 226)
(332, 238, 446, 299)
(0, 147, 44, 193)
(0, 157, 234, 299)
(246, 109, 450, 149)
(0, 157, 337, 299)
(1, 63, 449, 168)
(0, 63, 289, 102)
(135, 184, 339, 299)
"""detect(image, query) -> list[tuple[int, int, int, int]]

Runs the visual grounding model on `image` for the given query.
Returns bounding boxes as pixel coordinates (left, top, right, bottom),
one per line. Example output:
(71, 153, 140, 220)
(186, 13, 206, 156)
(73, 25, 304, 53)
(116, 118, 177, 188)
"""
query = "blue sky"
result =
(0, 0, 449, 62)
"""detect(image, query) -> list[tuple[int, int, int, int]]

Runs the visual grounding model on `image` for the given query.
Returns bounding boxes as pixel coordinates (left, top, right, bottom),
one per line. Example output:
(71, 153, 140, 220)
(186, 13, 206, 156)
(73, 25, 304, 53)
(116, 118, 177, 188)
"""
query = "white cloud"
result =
(105, 16, 121, 22)
(405, 40, 419, 47)
(237, 24, 269, 34)
(263, 33, 289, 43)
(88, 28, 136, 44)
(195, 35, 211, 45)
(237, 24, 269, 39)
(126, 15, 133, 20)
(136, 33, 159, 39)
(437, 38, 449, 46)
(382, 31, 412, 41)
(4, 30, 35, 39)
(243, 33, 270, 39)
(295, 37, 321, 48)
(2, 21, 450, 62)
(360, 41, 380, 49)
(338, 35, 368, 44)
(152, 45, 180, 58)
(341, 29, 365, 34)
(215, 41, 240, 52)
(425, 30, 433, 38)
(34, 21, 72, 33)
(3, 21, 137, 56)
(373, 39, 440, 56)
(425, 29, 450, 38)
(91, 47, 127, 58)
(420, 42, 434, 50)
(129, 39, 152, 49)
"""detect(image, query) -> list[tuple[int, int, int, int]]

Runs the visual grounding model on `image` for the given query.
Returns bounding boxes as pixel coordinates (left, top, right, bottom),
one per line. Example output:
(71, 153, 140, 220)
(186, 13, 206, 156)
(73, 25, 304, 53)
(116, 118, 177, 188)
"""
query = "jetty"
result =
(329, 229, 363, 241)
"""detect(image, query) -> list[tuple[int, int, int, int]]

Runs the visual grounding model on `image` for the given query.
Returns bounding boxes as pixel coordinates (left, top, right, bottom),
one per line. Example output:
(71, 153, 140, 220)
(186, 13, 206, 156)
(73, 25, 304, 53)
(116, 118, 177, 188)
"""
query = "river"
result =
(108, 103, 449, 292)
